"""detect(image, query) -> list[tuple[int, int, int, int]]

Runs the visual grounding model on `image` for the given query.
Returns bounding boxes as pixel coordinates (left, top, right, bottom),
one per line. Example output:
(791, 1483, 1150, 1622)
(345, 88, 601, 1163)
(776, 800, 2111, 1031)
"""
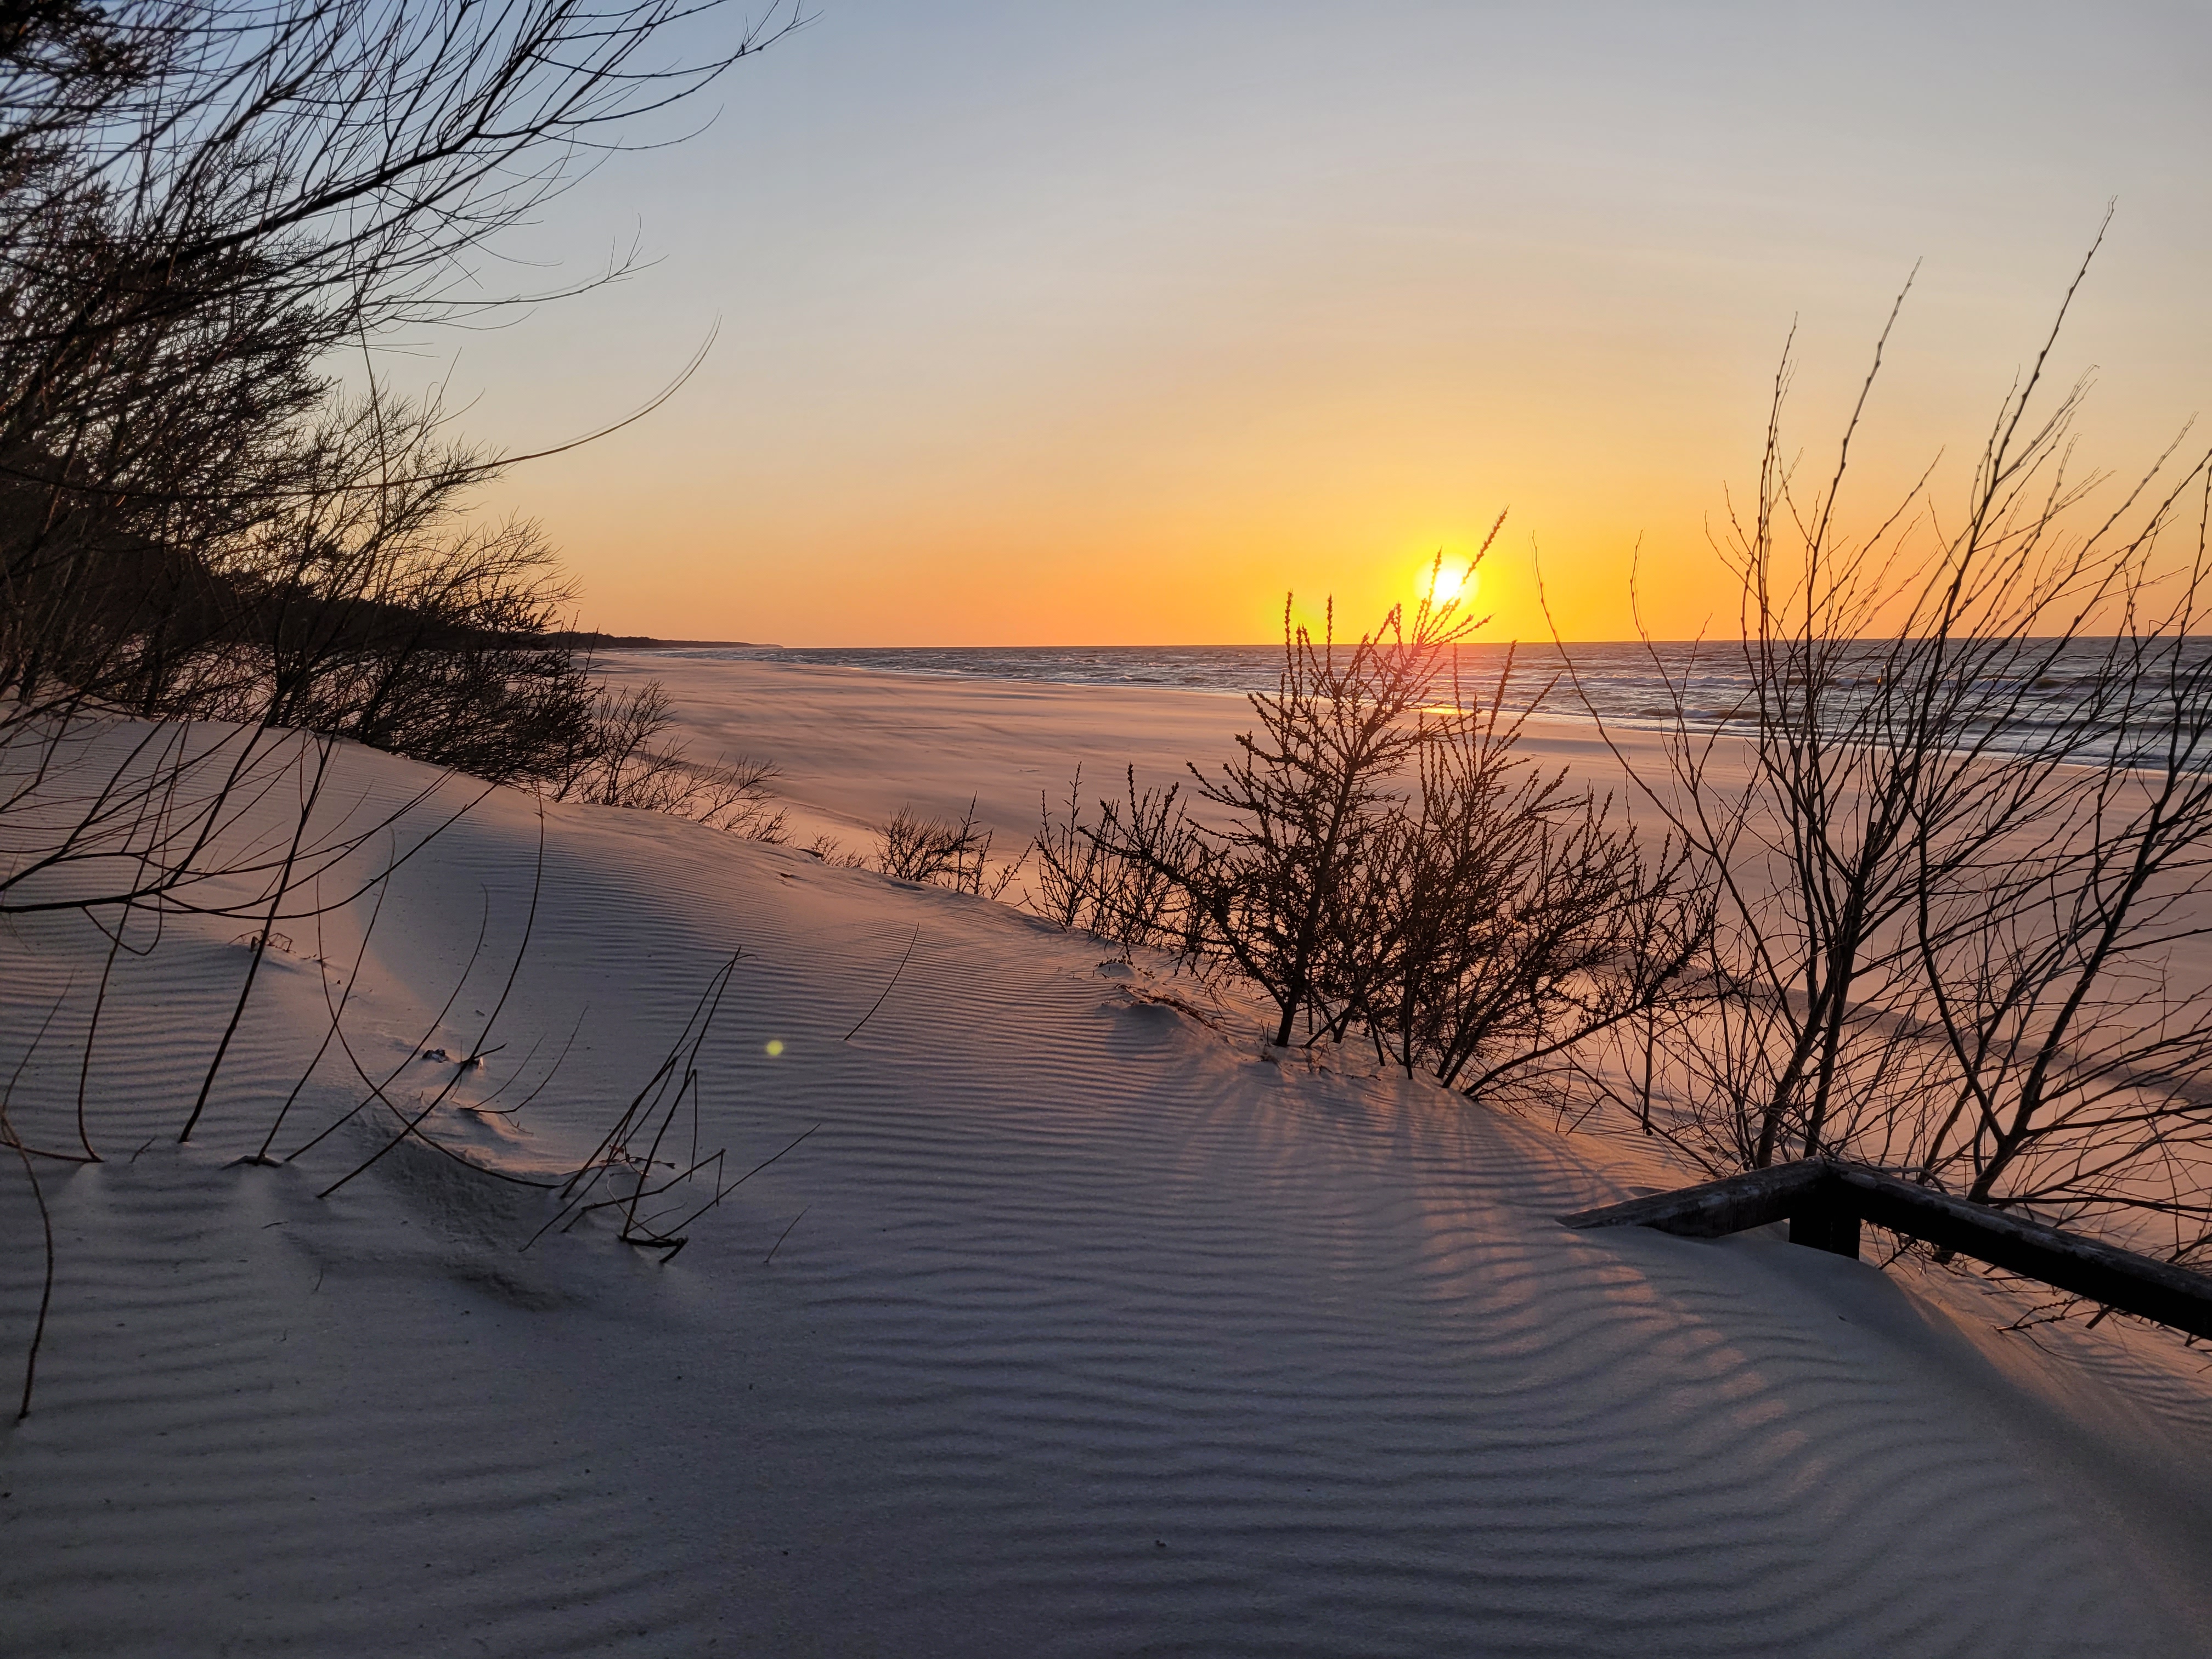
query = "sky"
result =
(435, 1, 2211, 646)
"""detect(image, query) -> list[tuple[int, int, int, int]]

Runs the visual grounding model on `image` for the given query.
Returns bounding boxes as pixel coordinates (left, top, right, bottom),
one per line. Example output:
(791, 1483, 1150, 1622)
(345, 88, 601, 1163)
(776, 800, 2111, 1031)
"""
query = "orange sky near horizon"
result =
(432, 2, 2211, 647)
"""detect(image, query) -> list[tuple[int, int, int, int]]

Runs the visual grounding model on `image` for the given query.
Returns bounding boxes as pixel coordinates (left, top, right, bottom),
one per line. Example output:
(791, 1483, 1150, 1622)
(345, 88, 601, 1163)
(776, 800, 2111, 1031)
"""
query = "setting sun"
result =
(1420, 560, 1477, 605)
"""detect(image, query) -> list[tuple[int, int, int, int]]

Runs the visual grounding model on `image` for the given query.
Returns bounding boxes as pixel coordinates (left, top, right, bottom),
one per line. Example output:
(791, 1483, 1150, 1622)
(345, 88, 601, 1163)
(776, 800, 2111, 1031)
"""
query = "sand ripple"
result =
(3, 759, 2209, 1654)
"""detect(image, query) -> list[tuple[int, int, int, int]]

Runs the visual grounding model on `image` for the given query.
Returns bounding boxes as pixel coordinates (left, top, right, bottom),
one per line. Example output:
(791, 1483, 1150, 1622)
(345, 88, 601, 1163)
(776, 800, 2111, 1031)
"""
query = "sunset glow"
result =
(445, 4, 2207, 647)
(1420, 561, 1476, 607)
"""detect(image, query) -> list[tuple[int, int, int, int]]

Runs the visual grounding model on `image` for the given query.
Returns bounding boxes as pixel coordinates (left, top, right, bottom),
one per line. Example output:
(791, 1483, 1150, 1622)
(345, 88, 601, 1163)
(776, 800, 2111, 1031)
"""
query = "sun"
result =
(1419, 560, 1477, 605)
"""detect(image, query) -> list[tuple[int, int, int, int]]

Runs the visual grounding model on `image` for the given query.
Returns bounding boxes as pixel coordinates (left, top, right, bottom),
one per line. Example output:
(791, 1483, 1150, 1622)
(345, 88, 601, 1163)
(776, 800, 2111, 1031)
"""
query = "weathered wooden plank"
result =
(1825, 1165, 2212, 1342)
(1560, 1156, 2212, 1342)
(1556, 1159, 1830, 1238)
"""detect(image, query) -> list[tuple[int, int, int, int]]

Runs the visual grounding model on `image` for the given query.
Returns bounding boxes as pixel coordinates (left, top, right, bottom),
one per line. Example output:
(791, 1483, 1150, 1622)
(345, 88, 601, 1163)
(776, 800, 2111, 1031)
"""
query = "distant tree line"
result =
(0, 0, 795, 805)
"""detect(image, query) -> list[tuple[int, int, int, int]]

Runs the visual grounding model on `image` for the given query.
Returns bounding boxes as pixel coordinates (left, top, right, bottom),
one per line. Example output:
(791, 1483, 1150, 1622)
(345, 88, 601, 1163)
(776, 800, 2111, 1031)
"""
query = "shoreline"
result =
(594, 651, 1648, 854)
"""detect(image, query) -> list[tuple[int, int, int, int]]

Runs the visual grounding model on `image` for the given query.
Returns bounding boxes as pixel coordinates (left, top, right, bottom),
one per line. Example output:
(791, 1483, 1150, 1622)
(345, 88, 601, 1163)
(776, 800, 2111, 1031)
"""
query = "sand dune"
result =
(3, 670, 2210, 1655)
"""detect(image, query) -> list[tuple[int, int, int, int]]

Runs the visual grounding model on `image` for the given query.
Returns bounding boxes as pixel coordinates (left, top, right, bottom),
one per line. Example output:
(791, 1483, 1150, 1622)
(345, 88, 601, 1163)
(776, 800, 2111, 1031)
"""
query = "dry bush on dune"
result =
(0, 0, 801, 1413)
(1039, 534, 1703, 1104)
(803, 832, 870, 868)
(211, 394, 611, 785)
(1030, 765, 1197, 952)
(1353, 665, 1708, 1102)
(874, 799, 1023, 898)
(553, 679, 786, 840)
(1181, 585, 1481, 1049)
(1566, 231, 2212, 1273)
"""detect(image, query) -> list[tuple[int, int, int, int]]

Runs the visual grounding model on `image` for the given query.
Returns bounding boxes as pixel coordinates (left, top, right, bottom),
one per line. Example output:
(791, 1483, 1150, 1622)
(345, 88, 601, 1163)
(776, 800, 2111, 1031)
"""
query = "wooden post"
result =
(1786, 1200, 1860, 1259)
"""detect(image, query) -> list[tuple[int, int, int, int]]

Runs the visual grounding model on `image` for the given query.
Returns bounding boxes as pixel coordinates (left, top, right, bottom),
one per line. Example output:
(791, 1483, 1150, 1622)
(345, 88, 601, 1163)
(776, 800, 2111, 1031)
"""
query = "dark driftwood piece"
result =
(1559, 1158, 2212, 1341)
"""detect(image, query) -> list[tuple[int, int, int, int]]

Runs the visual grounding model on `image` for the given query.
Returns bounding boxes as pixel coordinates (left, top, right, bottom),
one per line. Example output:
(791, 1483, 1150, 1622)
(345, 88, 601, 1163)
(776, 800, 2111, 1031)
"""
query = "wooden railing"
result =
(1559, 1158, 2212, 1341)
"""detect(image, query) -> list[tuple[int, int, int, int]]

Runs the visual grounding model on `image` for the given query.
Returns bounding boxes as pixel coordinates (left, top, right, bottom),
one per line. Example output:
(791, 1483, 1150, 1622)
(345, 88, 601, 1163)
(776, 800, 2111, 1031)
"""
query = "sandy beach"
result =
(586, 651, 1645, 855)
(0, 658, 2208, 1655)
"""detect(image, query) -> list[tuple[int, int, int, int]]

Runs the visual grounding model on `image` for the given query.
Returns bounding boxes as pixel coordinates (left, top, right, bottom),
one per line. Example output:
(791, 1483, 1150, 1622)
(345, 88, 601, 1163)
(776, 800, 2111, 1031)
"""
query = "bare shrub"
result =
(1030, 765, 1201, 953)
(215, 393, 603, 786)
(1030, 771, 1105, 929)
(1357, 664, 1709, 1102)
(1564, 234, 2212, 1271)
(0, 0, 801, 1414)
(1042, 540, 1688, 1098)
(875, 799, 1022, 898)
(1176, 589, 1470, 1047)
(803, 832, 868, 868)
(553, 678, 786, 840)
(672, 758, 788, 841)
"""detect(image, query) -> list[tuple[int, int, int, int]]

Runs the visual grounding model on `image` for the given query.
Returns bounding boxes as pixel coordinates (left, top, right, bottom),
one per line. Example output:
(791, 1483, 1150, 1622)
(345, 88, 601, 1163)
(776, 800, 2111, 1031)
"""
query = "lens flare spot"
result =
(765, 1039, 785, 1057)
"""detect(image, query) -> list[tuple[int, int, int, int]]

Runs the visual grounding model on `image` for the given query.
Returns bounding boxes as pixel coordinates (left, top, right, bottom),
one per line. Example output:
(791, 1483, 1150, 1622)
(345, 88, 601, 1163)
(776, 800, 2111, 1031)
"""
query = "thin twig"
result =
(764, 1205, 809, 1265)
(844, 926, 920, 1041)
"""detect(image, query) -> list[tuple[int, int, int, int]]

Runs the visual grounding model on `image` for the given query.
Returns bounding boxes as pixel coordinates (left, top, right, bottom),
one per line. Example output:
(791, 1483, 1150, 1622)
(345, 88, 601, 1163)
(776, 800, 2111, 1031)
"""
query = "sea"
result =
(642, 639, 2206, 759)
